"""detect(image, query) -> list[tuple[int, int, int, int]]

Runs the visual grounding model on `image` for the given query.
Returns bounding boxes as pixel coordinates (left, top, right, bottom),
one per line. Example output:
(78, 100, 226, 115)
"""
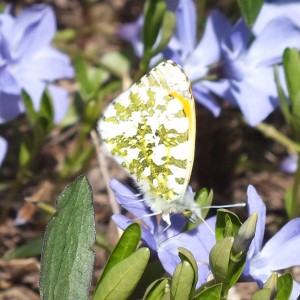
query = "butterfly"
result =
(98, 60, 201, 225)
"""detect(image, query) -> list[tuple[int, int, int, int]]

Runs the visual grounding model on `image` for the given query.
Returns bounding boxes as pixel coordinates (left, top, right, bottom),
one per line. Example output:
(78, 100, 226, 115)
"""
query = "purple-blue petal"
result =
(254, 1, 300, 35)
(173, 0, 196, 59)
(248, 18, 300, 66)
(48, 85, 70, 124)
(254, 218, 300, 270)
(280, 154, 298, 174)
(192, 84, 221, 117)
(247, 185, 266, 259)
(11, 5, 56, 60)
(158, 216, 216, 287)
(109, 179, 158, 232)
(0, 136, 7, 166)
(0, 92, 24, 123)
(112, 214, 158, 251)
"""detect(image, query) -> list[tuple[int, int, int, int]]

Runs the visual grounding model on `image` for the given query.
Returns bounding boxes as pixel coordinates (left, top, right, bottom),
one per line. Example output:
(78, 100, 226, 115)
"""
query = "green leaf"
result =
(93, 247, 150, 300)
(170, 248, 198, 299)
(284, 187, 294, 220)
(19, 138, 32, 168)
(143, 0, 167, 52)
(2, 236, 43, 260)
(277, 273, 293, 300)
(283, 48, 300, 120)
(95, 223, 141, 290)
(171, 261, 195, 300)
(215, 209, 242, 242)
(143, 279, 170, 300)
(100, 52, 130, 78)
(252, 288, 272, 300)
(39, 90, 54, 132)
(40, 176, 95, 300)
(194, 284, 222, 300)
(209, 237, 234, 284)
(237, 0, 264, 29)
(22, 90, 38, 125)
(151, 10, 176, 56)
(185, 188, 213, 231)
(274, 65, 292, 126)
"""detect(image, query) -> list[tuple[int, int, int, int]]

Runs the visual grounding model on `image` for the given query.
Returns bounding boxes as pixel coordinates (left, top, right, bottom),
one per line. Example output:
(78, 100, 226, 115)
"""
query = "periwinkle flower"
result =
(0, 4, 74, 124)
(0, 136, 7, 167)
(204, 17, 300, 126)
(110, 179, 216, 287)
(243, 185, 300, 299)
(254, 0, 300, 35)
(119, 0, 231, 116)
(280, 153, 298, 174)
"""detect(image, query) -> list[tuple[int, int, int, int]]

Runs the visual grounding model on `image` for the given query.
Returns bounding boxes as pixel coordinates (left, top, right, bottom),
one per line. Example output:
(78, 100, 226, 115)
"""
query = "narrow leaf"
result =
(3, 236, 43, 260)
(94, 222, 141, 291)
(40, 176, 95, 300)
(237, 0, 264, 29)
(94, 247, 150, 300)
(143, 279, 169, 300)
(277, 273, 293, 300)
(194, 283, 222, 300)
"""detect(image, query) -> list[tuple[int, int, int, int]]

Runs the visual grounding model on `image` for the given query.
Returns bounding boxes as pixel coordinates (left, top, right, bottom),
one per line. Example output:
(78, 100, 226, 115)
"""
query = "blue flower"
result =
(163, 6, 231, 116)
(118, 1, 231, 116)
(0, 4, 74, 124)
(204, 17, 300, 126)
(243, 185, 300, 299)
(280, 154, 298, 174)
(110, 179, 216, 287)
(254, 0, 300, 35)
(0, 136, 7, 167)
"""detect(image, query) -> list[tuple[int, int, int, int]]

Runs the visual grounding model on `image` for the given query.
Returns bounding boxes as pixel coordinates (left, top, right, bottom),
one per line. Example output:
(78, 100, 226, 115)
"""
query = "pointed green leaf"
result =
(2, 236, 43, 260)
(283, 48, 300, 119)
(40, 176, 95, 300)
(171, 261, 195, 300)
(151, 10, 176, 56)
(194, 283, 222, 300)
(95, 223, 141, 290)
(215, 209, 242, 242)
(252, 288, 272, 300)
(94, 247, 150, 300)
(22, 90, 38, 125)
(143, 278, 170, 300)
(143, 0, 166, 52)
(209, 237, 234, 284)
(237, 0, 264, 29)
(274, 65, 292, 126)
(277, 273, 293, 300)
(170, 248, 198, 299)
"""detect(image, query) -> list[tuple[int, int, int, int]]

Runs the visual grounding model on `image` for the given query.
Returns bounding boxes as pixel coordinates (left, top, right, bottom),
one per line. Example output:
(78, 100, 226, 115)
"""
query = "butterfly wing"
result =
(98, 60, 195, 206)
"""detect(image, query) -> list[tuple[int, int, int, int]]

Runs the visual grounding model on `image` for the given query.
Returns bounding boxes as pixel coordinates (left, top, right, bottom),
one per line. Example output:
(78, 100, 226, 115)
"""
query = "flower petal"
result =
(0, 92, 24, 123)
(11, 5, 56, 59)
(254, 1, 300, 35)
(256, 218, 300, 270)
(248, 18, 300, 66)
(158, 216, 216, 287)
(173, 0, 197, 60)
(0, 136, 7, 166)
(229, 67, 278, 126)
(247, 185, 266, 259)
(109, 179, 158, 232)
(184, 10, 231, 81)
(192, 84, 221, 117)
(48, 85, 70, 124)
(112, 214, 157, 251)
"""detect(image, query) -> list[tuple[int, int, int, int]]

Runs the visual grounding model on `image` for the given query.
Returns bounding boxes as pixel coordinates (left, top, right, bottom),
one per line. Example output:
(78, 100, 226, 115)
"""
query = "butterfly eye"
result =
(182, 209, 192, 218)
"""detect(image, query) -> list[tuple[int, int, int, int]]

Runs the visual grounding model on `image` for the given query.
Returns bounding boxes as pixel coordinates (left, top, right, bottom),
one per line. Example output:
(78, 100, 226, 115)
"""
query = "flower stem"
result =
(255, 122, 300, 153)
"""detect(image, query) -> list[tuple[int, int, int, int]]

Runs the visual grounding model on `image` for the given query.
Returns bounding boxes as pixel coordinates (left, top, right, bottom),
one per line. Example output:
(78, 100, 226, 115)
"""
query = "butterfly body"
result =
(98, 61, 200, 225)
